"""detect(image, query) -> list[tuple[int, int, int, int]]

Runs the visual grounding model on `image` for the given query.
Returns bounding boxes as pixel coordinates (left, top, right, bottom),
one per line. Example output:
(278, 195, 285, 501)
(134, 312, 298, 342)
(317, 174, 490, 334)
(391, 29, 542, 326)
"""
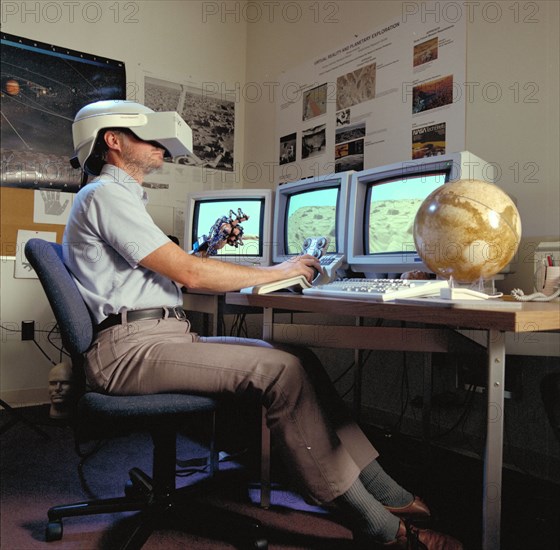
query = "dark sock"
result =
(359, 459, 413, 507)
(335, 478, 400, 543)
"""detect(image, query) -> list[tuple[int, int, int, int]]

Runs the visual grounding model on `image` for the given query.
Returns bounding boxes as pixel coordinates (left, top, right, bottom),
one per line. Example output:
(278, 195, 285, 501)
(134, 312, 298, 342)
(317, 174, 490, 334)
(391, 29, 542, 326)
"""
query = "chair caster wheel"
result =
(236, 533, 267, 550)
(241, 538, 267, 550)
(46, 520, 63, 541)
(124, 479, 142, 499)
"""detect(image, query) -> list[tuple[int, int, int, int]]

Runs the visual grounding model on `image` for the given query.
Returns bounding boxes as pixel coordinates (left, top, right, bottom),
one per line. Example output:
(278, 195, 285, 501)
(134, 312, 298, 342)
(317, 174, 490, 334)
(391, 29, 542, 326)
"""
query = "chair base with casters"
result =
(45, 392, 267, 550)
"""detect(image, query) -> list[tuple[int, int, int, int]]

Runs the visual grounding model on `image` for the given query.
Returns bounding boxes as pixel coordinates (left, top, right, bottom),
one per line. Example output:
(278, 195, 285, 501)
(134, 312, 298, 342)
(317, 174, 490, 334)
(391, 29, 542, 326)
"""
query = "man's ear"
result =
(103, 129, 124, 152)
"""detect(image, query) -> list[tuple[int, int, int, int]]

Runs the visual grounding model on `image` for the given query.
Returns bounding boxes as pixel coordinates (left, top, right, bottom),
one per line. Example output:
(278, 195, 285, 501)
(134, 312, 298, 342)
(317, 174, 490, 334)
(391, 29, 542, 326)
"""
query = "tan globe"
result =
(413, 179, 522, 283)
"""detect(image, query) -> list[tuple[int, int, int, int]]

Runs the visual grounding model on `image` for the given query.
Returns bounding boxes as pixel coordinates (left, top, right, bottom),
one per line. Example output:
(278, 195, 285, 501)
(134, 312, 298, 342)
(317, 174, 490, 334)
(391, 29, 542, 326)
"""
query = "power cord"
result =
(511, 287, 560, 301)
(0, 322, 65, 365)
(429, 383, 478, 443)
(229, 313, 248, 338)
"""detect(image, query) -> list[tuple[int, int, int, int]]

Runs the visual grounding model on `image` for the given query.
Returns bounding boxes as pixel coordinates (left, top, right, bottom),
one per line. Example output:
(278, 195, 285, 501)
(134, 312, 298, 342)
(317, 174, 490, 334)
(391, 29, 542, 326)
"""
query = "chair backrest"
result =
(24, 239, 94, 360)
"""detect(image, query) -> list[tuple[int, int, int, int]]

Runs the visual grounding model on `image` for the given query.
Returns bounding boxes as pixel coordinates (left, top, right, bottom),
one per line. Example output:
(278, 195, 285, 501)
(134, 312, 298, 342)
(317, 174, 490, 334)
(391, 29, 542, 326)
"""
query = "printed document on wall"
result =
(275, 6, 467, 183)
(15, 229, 57, 279)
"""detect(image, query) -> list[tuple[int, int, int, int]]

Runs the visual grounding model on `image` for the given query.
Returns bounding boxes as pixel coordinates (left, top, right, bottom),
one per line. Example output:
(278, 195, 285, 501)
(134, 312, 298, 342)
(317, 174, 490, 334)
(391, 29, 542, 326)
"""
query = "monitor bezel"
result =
(347, 152, 496, 276)
(272, 171, 353, 264)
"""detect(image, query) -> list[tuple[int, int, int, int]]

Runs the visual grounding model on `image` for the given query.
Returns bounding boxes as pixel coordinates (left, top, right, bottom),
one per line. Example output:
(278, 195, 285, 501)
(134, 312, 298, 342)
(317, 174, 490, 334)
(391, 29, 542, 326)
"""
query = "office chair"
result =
(24, 238, 267, 550)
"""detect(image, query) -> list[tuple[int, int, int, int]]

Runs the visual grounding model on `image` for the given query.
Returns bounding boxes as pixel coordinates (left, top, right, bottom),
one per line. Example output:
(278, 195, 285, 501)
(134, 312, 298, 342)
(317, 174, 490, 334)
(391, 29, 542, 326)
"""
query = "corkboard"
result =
(0, 187, 65, 256)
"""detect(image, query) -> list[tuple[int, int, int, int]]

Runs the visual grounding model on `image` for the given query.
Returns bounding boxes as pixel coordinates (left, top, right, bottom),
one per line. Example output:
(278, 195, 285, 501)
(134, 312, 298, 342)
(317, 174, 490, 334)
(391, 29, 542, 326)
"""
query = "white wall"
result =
(1, 0, 248, 402)
(464, 1, 560, 290)
(2, 1, 559, 401)
(0, 259, 58, 404)
(242, 0, 559, 290)
(243, 0, 402, 186)
(243, 0, 559, 232)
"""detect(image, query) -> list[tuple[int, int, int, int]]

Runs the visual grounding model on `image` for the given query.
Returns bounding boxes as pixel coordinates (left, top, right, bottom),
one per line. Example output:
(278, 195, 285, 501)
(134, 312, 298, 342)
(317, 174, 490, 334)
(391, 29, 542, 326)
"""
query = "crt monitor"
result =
(184, 189, 273, 266)
(347, 151, 496, 276)
(272, 171, 353, 263)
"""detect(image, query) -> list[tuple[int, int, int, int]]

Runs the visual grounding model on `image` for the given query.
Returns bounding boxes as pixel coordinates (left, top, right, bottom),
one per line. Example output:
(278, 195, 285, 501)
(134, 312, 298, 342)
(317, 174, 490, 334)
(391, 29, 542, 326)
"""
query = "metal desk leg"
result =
(482, 329, 505, 550)
(422, 352, 433, 442)
(260, 405, 271, 508)
(353, 317, 364, 419)
(260, 307, 273, 508)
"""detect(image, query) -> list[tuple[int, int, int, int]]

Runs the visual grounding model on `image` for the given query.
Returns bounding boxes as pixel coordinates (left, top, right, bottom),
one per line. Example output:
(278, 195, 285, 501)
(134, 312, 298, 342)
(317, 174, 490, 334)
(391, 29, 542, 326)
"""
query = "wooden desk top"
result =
(225, 292, 560, 333)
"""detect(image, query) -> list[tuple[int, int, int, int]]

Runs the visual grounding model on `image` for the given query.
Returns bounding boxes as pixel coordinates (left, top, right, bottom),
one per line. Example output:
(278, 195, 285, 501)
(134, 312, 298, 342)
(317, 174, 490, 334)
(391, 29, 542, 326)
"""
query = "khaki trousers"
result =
(84, 317, 378, 504)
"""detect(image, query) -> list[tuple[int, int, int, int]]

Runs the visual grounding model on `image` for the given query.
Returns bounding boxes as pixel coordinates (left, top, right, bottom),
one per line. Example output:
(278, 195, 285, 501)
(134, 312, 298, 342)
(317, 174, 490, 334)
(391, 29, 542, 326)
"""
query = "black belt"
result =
(96, 306, 187, 332)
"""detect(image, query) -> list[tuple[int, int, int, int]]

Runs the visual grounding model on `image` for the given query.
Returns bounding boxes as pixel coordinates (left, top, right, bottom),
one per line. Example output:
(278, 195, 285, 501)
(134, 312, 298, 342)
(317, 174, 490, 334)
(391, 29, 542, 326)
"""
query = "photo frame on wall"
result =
(143, 75, 236, 173)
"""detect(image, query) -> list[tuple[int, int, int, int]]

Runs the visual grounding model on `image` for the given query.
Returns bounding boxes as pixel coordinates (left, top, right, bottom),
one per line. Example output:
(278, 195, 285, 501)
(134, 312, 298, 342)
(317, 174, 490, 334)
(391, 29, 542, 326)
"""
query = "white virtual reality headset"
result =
(70, 100, 193, 175)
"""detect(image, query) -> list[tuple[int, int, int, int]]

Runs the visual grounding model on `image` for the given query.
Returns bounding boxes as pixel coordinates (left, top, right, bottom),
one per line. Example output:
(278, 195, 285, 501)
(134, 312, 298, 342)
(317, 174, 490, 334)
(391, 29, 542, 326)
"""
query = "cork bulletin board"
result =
(1, 187, 66, 257)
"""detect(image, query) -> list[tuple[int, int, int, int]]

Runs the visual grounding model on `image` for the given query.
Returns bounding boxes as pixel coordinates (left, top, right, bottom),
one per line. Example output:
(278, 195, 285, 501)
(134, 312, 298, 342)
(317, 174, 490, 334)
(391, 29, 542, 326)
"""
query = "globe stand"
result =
(440, 276, 502, 301)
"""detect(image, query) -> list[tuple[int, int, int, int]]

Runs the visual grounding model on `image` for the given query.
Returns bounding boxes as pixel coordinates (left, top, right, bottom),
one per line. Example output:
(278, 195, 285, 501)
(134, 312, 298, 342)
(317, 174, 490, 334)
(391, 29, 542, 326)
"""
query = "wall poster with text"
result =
(275, 9, 467, 184)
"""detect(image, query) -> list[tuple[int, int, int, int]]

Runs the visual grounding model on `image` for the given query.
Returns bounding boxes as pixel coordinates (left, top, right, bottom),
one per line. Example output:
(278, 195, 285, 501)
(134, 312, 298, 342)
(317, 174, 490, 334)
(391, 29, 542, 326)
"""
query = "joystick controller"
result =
(302, 236, 329, 259)
(301, 237, 345, 285)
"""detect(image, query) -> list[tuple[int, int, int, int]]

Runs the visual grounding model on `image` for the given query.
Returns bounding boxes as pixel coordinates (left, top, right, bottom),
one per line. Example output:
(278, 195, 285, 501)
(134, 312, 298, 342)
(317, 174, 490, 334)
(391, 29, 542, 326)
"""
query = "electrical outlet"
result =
(21, 320, 35, 341)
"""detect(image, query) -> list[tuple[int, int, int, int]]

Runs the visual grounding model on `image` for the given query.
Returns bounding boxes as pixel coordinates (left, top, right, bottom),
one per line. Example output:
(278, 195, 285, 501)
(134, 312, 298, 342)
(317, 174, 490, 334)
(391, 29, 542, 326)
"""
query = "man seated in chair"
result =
(63, 100, 462, 550)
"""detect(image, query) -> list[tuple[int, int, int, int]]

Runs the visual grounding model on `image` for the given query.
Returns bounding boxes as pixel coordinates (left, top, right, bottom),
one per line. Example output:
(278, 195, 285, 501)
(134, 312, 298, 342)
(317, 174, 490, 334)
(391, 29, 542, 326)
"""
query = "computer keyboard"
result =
(240, 253, 347, 295)
(302, 278, 450, 302)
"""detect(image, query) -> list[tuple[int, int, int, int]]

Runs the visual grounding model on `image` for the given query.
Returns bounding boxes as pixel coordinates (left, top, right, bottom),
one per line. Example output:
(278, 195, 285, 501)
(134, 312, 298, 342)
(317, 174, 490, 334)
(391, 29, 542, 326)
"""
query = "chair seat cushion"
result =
(80, 392, 217, 417)
(77, 392, 218, 440)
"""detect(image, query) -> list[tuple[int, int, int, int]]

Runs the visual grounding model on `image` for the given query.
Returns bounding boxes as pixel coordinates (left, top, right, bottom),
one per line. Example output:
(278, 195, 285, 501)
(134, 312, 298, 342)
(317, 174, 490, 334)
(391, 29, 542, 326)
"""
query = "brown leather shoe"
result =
(386, 496, 432, 526)
(380, 521, 463, 549)
(386, 496, 431, 519)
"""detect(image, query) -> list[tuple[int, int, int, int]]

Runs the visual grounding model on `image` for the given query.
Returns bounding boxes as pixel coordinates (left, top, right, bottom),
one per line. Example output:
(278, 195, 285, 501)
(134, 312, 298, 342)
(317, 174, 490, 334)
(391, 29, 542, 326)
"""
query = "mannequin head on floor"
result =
(48, 362, 76, 419)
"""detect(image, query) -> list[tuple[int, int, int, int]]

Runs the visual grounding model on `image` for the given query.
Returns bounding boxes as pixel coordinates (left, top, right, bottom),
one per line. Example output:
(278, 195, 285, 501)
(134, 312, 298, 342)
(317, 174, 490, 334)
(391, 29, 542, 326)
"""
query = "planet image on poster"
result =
(413, 179, 522, 283)
(5, 79, 20, 95)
